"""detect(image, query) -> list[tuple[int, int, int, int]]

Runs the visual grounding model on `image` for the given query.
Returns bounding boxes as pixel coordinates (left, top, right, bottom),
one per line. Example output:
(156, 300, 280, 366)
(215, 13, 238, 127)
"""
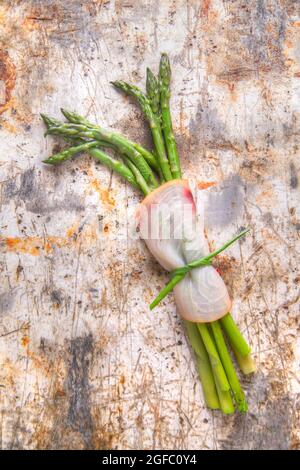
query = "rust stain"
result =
(2, 223, 99, 256)
(203, 1, 287, 91)
(215, 75, 240, 98)
(19, 333, 53, 375)
(0, 50, 16, 115)
(284, 20, 300, 76)
(16, 263, 23, 281)
(178, 98, 189, 138)
(5, 237, 41, 256)
(103, 224, 110, 234)
(119, 375, 125, 385)
(201, 0, 211, 18)
(213, 255, 234, 277)
(143, 286, 154, 304)
(21, 335, 30, 347)
(5, 236, 59, 256)
(27, 348, 63, 378)
(1, 121, 17, 133)
(83, 224, 98, 243)
(197, 181, 216, 190)
(66, 223, 80, 239)
(285, 40, 293, 49)
(0, 4, 7, 24)
(90, 178, 115, 208)
(255, 186, 276, 205)
(21, 4, 63, 34)
(22, 16, 42, 33)
(87, 169, 116, 209)
(134, 32, 147, 56)
(54, 388, 66, 399)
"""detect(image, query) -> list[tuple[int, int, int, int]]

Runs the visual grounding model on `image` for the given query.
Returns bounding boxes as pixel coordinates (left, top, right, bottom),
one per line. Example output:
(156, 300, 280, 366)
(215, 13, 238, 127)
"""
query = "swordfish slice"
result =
(137, 180, 231, 322)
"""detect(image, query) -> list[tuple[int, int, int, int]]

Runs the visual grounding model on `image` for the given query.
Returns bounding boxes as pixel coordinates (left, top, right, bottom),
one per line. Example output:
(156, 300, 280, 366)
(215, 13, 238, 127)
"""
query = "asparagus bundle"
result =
(41, 54, 255, 414)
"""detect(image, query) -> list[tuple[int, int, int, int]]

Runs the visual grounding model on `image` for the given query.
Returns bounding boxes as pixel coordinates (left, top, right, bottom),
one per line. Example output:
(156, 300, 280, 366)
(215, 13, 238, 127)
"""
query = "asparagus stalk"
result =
(197, 323, 230, 392)
(120, 155, 151, 195)
(159, 54, 182, 179)
(146, 68, 160, 116)
(231, 345, 256, 375)
(43, 139, 142, 191)
(41, 113, 63, 129)
(145, 70, 167, 182)
(43, 140, 100, 165)
(132, 143, 160, 173)
(213, 372, 235, 415)
(45, 121, 159, 191)
(41, 115, 152, 194)
(60, 109, 160, 173)
(112, 80, 173, 181)
(184, 321, 220, 410)
(206, 323, 235, 414)
(220, 313, 251, 358)
(210, 321, 248, 412)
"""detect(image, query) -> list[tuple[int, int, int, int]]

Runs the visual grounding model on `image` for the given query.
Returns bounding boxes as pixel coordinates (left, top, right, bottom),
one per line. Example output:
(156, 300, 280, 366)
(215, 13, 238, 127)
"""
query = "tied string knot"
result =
(150, 228, 250, 310)
(170, 259, 212, 279)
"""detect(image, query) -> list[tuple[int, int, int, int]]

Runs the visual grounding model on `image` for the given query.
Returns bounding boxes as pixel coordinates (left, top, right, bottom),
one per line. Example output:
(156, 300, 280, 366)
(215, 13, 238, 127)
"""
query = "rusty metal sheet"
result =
(0, 0, 299, 450)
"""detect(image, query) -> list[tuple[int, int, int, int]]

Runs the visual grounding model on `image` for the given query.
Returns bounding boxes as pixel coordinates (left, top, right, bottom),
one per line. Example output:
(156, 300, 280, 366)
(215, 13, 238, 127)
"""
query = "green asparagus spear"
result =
(220, 313, 251, 358)
(213, 372, 235, 415)
(42, 140, 100, 165)
(210, 321, 248, 412)
(41, 115, 153, 193)
(41, 114, 63, 130)
(159, 53, 181, 179)
(146, 68, 160, 116)
(208, 323, 235, 414)
(120, 155, 150, 195)
(91, 148, 146, 191)
(197, 323, 230, 392)
(184, 321, 220, 410)
(131, 143, 159, 173)
(231, 346, 256, 375)
(45, 121, 159, 191)
(112, 81, 173, 181)
(60, 109, 160, 173)
(43, 140, 141, 190)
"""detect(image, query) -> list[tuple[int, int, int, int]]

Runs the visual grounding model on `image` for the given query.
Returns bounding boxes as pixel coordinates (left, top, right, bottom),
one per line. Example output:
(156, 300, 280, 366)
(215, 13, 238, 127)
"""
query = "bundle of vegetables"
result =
(41, 54, 255, 414)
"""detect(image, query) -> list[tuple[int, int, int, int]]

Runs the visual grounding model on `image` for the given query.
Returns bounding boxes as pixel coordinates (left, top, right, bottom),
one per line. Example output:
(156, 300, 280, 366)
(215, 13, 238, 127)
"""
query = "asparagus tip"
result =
(60, 108, 71, 120)
(40, 113, 51, 126)
(146, 67, 155, 78)
(42, 158, 55, 165)
(111, 81, 124, 92)
(238, 400, 248, 413)
(160, 52, 170, 64)
(111, 80, 128, 92)
(159, 53, 171, 82)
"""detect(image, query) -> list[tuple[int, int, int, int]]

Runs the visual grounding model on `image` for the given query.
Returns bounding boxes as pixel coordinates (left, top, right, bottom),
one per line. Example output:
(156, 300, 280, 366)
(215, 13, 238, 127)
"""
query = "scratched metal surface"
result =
(0, 0, 299, 450)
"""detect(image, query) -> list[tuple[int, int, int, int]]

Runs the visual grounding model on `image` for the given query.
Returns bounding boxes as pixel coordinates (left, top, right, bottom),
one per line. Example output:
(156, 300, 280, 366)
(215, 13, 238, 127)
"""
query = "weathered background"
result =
(0, 0, 299, 450)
